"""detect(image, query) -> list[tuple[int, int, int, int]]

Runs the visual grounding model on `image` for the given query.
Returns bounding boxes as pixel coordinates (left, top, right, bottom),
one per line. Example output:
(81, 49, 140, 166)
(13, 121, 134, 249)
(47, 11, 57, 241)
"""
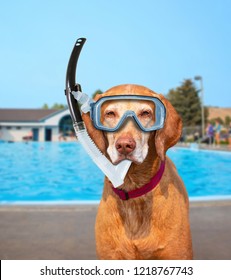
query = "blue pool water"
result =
(0, 142, 231, 203)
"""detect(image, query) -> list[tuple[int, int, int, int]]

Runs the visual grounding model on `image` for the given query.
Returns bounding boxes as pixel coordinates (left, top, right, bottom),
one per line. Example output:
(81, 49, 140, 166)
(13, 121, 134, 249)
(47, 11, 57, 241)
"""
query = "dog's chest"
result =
(119, 199, 153, 239)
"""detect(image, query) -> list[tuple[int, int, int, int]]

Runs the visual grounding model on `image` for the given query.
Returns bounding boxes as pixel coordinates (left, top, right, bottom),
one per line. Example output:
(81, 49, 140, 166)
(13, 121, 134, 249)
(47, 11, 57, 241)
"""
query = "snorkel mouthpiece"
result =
(65, 38, 131, 188)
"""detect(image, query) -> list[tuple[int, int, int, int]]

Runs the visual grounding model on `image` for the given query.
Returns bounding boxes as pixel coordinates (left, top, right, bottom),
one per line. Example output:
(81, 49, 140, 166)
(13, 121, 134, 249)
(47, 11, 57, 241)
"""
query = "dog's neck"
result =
(111, 144, 162, 239)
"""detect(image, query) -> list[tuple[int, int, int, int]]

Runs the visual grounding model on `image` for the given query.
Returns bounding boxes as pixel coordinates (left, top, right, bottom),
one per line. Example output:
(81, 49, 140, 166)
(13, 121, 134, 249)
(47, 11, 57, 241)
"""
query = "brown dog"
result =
(82, 84, 193, 260)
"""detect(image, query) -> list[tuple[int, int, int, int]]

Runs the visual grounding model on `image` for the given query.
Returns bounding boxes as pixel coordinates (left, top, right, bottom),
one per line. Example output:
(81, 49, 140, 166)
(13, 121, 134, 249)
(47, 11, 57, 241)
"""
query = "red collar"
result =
(111, 161, 165, 200)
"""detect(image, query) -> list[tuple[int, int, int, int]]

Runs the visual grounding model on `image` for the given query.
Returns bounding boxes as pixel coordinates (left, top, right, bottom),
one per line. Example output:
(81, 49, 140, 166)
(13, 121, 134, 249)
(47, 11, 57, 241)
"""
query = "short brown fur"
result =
(82, 84, 193, 260)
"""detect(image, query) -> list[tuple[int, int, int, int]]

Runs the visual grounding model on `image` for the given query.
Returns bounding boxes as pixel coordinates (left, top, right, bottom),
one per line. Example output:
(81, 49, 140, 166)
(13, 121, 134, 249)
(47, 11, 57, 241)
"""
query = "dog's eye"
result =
(139, 110, 152, 118)
(105, 111, 116, 118)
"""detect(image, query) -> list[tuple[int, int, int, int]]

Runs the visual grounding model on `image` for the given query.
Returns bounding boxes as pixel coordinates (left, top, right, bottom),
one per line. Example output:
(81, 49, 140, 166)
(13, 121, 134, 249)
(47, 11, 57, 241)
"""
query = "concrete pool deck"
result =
(0, 199, 231, 260)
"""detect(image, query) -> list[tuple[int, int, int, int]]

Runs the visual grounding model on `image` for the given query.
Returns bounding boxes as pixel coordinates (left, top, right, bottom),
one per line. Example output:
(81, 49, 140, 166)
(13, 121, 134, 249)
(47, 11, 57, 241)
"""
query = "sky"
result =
(0, 0, 230, 108)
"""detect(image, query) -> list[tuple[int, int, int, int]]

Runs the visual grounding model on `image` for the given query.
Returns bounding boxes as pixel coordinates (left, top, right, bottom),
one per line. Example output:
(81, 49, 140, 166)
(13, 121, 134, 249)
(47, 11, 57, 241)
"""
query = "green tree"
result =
(209, 117, 224, 126)
(166, 79, 203, 127)
(92, 89, 103, 99)
(204, 106, 209, 125)
(42, 103, 49, 109)
(42, 103, 66, 109)
(224, 115, 231, 127)
(51, 103, 66, 109)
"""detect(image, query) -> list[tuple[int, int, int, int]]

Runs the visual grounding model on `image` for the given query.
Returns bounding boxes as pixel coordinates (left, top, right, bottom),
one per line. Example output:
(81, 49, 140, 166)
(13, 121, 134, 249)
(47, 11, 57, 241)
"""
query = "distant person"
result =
(70, 131, 75, 140)
(58, 133, 63, 141)
(205, 122, 214, 145)
(193, 131, 199, 142)
(22, 130, 33, 141)
(228, 122, 231, 149)
(28, 130, 33, 140)
(58, 132, 66, 141)
(214, 120, 221, 146)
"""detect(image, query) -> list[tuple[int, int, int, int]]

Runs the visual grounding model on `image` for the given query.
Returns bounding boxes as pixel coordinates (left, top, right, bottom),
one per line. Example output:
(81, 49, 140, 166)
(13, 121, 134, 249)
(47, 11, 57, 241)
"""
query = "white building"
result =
(0, 108, 74, 142)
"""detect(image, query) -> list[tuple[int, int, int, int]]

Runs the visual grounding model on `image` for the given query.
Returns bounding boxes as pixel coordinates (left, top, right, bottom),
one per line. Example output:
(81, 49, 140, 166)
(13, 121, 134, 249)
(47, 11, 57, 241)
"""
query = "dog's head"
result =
(82, 84, 182, 163)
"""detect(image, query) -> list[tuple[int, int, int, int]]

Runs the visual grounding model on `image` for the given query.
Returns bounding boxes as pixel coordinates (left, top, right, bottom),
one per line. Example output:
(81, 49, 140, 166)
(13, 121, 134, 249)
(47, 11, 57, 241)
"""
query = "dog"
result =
(82, 84, 193, 260)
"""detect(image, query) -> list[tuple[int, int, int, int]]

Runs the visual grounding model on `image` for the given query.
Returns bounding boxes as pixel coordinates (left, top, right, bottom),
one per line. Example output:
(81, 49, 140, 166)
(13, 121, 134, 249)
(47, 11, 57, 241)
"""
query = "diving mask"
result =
(90, 95, 166, 132)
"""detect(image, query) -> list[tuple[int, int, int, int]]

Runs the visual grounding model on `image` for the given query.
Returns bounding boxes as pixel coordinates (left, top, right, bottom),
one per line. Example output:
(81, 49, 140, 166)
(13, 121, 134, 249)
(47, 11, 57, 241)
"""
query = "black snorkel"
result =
(65, 37, 86, 129)
(64, 37, 131, 188)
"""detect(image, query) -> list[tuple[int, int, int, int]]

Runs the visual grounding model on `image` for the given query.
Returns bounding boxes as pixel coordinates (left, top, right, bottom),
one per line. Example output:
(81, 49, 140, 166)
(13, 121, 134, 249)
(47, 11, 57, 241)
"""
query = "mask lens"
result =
(136, 100, 156, 129)
(100, 100, 121, 129)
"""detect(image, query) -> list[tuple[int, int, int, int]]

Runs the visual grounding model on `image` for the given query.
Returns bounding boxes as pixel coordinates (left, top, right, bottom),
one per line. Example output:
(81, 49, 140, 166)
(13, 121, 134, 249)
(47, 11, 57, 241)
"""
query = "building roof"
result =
(0, 108, 63, 122)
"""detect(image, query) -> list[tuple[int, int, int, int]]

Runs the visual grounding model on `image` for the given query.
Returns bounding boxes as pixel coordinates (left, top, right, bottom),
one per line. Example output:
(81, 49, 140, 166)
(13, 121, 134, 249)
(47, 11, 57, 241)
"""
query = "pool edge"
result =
(1, 195, 231, 206)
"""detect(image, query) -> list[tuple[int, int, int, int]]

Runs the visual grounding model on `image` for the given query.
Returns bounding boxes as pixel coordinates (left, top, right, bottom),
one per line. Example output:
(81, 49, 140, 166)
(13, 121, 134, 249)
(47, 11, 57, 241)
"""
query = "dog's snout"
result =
(115, 136, 136, 155)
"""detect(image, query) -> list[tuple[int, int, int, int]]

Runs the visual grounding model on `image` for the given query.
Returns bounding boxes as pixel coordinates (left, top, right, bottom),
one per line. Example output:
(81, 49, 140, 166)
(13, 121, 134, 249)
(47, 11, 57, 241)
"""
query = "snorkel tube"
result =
(65, 38, 86, 131)
(65, 38, 131, 188)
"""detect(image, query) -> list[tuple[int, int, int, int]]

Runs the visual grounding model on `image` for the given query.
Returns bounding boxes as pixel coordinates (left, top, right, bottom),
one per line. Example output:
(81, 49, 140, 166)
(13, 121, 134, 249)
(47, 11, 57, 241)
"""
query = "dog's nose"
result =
(115, 136, 136, 155)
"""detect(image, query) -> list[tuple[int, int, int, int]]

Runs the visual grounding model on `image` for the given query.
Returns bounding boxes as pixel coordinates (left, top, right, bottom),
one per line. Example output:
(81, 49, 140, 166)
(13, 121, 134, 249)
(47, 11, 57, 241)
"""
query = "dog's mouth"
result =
(112, 154, 144, 165)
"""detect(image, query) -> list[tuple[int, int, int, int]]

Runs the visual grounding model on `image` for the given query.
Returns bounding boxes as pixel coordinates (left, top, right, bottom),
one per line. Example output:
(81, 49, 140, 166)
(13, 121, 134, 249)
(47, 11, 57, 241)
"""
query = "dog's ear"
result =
(155, 98, 182, 161)
(81, 112, 107, 154)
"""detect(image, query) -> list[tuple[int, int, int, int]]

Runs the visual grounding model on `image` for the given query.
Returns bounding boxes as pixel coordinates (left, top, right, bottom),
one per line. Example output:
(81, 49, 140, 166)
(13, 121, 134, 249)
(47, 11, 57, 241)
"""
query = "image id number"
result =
(134, 266, 193, 276)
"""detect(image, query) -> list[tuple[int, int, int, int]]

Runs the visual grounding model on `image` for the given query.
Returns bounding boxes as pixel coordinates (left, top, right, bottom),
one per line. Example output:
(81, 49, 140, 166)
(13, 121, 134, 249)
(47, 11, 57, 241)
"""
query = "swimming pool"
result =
(0, 142, 231, 203)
